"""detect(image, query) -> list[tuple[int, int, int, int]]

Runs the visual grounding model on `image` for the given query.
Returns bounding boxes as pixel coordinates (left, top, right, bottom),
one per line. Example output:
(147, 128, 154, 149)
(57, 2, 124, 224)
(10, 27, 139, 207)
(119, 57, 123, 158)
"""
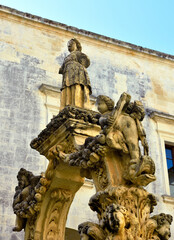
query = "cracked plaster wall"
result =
(0, 9, 174, 239)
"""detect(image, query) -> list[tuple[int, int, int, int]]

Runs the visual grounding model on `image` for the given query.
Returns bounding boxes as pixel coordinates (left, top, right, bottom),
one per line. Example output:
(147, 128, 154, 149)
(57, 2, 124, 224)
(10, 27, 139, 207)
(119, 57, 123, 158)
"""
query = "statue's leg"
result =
(66, 86, 71, 106)
(72, 84, 83, 108)
(60, 87, 72, 110)
(60, 88, 66, 110)
(84, 86, 90, 109)
(121, 116, 139, 160)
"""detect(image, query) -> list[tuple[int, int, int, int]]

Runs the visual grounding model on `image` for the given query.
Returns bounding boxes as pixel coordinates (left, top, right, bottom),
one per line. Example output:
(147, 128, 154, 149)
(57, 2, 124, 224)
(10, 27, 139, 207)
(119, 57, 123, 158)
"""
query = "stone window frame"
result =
(39, 84, 61, 123)
(150, 111, 174, 203)
(165, 144, 174, 170)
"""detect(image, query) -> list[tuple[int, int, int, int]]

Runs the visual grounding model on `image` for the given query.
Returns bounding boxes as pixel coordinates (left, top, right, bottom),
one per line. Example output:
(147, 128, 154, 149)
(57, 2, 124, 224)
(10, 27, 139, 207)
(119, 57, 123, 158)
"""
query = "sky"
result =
(0, 0, 174, 55)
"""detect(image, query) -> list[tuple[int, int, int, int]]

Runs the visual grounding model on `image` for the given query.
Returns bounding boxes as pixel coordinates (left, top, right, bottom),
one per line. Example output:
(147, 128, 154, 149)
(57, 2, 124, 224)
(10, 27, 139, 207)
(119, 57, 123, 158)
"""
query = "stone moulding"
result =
(1, 4, 174, 62)
(162, 195, 174, 205)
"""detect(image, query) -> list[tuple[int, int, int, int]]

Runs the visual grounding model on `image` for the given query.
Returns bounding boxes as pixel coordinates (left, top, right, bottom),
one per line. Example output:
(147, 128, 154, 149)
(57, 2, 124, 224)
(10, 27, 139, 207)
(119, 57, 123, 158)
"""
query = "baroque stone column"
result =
(12, 107, 101, 240)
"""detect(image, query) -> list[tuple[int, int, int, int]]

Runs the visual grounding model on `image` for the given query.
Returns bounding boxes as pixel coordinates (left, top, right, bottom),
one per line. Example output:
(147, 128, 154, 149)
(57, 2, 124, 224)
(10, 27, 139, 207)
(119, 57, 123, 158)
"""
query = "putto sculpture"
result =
(69, 93, 155, 188)
(12, 39, 173, 240)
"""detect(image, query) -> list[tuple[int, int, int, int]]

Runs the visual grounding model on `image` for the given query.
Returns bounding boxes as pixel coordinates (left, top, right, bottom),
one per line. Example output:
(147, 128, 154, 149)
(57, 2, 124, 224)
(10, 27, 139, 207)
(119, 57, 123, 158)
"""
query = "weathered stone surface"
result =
(69, 93, 156, 188)
(12, 91, 172, 239)
(13, 102, 101, 239)
(0, 5, 174, 239)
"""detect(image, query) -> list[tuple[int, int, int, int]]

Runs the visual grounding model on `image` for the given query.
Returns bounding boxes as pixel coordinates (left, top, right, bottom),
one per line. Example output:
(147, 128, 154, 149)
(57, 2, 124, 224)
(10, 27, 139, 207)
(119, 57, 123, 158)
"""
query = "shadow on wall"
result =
(65, 227, 80, 240)
(8, 228, 79, 240)
(10, 232, 24, 240)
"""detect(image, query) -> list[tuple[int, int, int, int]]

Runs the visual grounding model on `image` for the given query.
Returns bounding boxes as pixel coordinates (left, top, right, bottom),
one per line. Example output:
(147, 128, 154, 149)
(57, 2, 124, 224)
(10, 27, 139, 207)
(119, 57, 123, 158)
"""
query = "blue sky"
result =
(0, 0, 174, 55)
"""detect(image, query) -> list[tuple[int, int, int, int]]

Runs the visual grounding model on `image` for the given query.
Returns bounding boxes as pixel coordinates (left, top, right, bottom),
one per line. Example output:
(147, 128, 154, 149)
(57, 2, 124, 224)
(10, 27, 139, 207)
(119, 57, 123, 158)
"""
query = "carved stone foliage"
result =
(79, 186, 173, 240)
(43, 188, 72, 240)
(30, 106, 100, 151)
(23, 188, 73, 240)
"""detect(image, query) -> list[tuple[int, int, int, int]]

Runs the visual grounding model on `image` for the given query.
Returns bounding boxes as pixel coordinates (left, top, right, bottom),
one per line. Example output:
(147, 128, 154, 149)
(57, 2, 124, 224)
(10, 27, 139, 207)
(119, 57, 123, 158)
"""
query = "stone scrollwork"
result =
(44, 188, 72, 240)
(84, 186, 158, 239)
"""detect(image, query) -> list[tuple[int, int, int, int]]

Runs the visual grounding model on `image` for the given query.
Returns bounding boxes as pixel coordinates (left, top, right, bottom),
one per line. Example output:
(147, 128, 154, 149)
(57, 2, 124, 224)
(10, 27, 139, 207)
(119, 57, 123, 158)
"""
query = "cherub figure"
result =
(69, 93, 155, 186)
(12, 168, 40, 231)
(96, 94, 155, 186)
(151, 213, 173, 240)
(96, 94, 137, 157)
(59, 38, 92, 110)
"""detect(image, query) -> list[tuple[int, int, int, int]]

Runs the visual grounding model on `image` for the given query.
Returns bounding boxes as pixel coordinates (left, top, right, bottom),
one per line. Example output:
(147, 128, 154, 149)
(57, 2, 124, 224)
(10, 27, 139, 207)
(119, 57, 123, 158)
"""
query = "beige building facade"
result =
(0, 5, 174, 239)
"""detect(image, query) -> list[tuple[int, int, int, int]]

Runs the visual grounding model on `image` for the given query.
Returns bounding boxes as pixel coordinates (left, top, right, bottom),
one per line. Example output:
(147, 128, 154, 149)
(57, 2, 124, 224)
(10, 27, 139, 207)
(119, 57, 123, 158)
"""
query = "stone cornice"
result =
(0, 4, 174, 62)
(147, 110, 174, 123)
(39, 84, 61, 94)
(162, 195, 174, 204)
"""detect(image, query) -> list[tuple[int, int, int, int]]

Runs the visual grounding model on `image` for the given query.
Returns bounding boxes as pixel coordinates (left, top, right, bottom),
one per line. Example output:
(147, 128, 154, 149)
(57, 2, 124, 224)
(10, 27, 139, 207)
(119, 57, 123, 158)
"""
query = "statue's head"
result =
(17, 168, 34, 188)
(152, 213, 173, 240)
(104, 204, 127, 232)
(96, 95, 114, 114)
(68, 38, 82, 52)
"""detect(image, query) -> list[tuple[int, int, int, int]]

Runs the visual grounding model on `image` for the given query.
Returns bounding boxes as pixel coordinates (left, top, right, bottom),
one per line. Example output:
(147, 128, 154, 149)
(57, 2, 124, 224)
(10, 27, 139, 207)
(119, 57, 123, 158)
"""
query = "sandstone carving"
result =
(12, 39, 173, 240)
(150, 213, 173, 240)
(12, 168, 50, 232)
(69, 93, 156, 188)
(59, 38, 92, 110)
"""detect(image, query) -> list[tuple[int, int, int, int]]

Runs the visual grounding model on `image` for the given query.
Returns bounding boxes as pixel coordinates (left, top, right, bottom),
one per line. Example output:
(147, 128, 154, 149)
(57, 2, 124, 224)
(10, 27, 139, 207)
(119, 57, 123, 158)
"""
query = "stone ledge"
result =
(148, 110, 174, 122)
(0, 4, 174, 62)
(39, 83, 61, 95)
(84, 179, 94, 188)
(162, 195, 174, 204)
(30, 106, 100, 152)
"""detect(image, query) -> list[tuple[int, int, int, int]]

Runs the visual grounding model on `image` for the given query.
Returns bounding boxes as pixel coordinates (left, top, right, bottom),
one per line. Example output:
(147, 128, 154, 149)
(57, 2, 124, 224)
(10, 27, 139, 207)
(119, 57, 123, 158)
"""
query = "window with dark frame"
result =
(165, 144, 174, 196)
